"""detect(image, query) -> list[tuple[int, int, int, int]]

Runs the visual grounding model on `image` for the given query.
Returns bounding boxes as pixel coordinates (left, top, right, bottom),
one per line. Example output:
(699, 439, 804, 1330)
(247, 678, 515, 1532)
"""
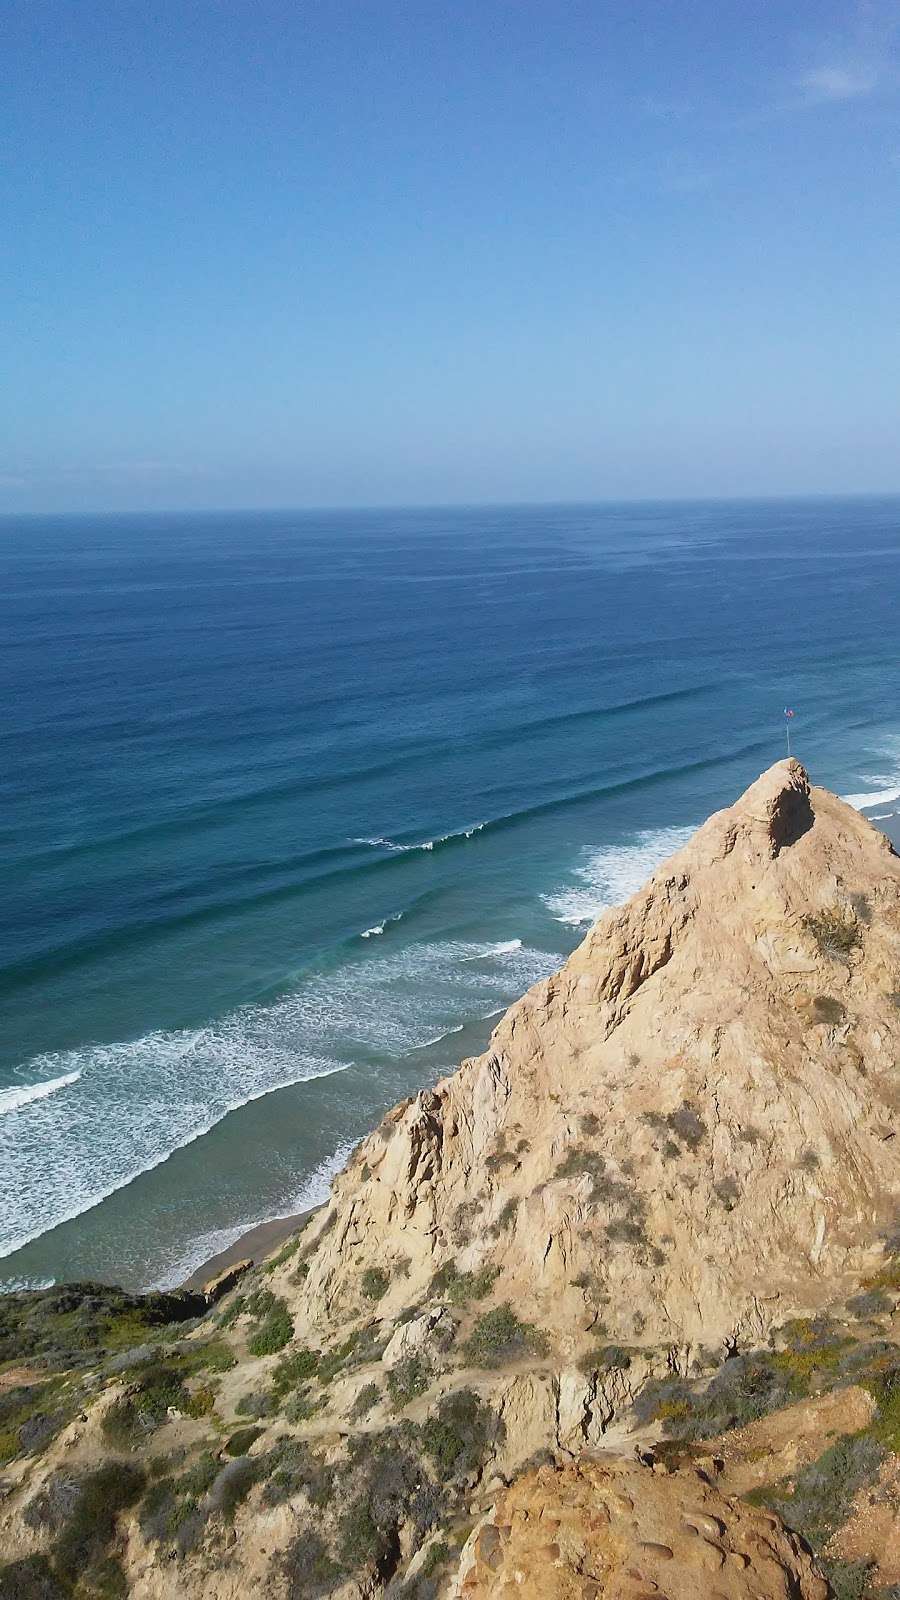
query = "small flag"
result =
(784, 708, 795, 718)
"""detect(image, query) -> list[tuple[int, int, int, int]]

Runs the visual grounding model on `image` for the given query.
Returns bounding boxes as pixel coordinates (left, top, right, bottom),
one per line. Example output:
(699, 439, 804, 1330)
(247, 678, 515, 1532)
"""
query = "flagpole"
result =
(786, 719, 791, 758)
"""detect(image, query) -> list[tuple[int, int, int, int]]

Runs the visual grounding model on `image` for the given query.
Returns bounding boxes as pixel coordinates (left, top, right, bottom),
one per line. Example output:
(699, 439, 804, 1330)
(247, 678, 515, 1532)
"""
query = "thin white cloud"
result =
(794, 0, 899, 107)
(799, 63, 879, 101)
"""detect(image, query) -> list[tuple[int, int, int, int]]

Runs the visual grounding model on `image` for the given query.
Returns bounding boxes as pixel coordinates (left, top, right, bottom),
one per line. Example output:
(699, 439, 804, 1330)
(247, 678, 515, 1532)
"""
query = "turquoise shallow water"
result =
(2, 499, 899, 1290)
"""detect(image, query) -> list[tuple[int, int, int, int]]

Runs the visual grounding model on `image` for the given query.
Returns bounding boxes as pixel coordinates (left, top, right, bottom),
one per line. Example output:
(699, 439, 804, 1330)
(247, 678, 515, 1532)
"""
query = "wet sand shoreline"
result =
(182, 1209, 313, 1290)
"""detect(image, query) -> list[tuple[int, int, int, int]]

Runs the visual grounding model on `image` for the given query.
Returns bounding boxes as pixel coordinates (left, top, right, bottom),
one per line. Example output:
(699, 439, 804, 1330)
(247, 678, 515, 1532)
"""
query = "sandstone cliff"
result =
(297, 759, 900, 1361)
(2, 761, 899, 1600)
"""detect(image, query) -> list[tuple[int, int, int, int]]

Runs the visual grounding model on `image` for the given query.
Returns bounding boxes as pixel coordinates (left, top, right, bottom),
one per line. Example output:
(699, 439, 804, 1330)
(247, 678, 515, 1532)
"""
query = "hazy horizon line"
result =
(4, 487, 900, 521)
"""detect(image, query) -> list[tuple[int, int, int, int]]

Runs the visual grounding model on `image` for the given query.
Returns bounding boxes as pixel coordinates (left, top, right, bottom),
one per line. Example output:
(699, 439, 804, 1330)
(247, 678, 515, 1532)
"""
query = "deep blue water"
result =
(2, 499, 899, 1289)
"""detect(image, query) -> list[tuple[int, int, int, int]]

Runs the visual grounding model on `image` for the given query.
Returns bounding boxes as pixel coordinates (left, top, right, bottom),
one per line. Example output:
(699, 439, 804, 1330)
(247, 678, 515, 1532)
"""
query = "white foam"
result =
(353, 821, 486, 853)
(0, 1274, 56, 1293)
(414, 1023, 465, 1049)
(360, 910, 404, 938)
(461, 938, 523, 961)
(842, 784, 900, 810)
(840, 740, 900, 812)
(0, 1021, 349, 1261)
(0, 935, 560, 1263)
(0, 1070, 81, 1117)
(543, 825, 695, 926)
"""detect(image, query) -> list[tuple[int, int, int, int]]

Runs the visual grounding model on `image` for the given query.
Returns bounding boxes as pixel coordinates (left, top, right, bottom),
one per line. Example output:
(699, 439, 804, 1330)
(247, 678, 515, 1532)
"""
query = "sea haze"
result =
(2, 499, 899, 1289)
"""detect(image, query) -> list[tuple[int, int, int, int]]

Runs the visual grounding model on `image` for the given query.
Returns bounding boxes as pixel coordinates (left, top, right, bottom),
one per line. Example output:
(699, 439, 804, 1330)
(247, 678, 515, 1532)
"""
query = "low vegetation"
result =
(361, 1267, 390, 1301)
(429, 1261, 497, 1305)
(14, 1460, 146, 1597)
(642, 1101, 706, 1155)
(246, 1292, 294, 1356)
(463, 1303, 547, 1367)
(805, 907, 861, 959)
(387, 1354, 431, 1409)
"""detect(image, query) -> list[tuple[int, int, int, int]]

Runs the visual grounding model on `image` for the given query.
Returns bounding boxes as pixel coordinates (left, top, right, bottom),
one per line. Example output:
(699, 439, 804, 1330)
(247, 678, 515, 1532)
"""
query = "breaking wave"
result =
(0, 1070, 81, 1117)
(0, 934, 559, 1263)
(542, 825, 695, 926)
(353, 821, 486, 854)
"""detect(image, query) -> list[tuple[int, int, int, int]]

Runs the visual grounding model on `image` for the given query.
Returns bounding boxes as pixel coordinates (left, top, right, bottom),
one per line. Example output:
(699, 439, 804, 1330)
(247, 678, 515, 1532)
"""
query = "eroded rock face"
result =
(289, 760, 900, 1359)
(454, 1456, 829, 1600)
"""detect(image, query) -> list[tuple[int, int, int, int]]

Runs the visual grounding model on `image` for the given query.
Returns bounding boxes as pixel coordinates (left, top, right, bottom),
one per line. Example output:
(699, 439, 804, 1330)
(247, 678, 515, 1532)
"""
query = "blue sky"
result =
(3, 0, 900, 511)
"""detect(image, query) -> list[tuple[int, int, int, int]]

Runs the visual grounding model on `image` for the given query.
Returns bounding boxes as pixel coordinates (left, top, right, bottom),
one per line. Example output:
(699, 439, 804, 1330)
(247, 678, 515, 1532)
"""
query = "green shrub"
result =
(430, 1262, 497, 1306)
(805, 908, 860, 959)
(185, 1384, 216, 1418)
(577, 1343, 632, 1375)
(865, 1360, 900, 1452)
(244, 1288, 278, 1320)
(348, 1382, 381, 1421)
(463, 1304, 547, 1367)
(225, 1425, 262, 1457)
(387, 1355, 431, 1409)
(248, 1301, 294, 1356)
(101, 1364, 188, 1446)
(0, 1555, 68, 1600)
(339, 1493, 381, 1570)
(278, 1529, 339, 1597)
(285, 1391, 323, 1425)
(819, 1560, 875, 1600)
(419, 1389, 494, 1478)
(262, 1439, 334, 1509)
(361, 1267, 390, 1301)
(199, 1338, 237, 1372)
(139, 1448, 220, 1546)
(218, 1293, 246, 1328)
(757, 1432, 884, 1552)
(339, 1431, 446, 1576)
(262, 1231, 307, 1272)
(272, 1346, 320, 1392)
(55, 1461, 146, 1573)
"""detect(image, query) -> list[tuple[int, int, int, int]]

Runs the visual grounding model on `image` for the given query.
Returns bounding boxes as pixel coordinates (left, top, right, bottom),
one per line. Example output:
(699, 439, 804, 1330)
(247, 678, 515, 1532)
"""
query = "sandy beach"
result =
(182, 1209, 313, 1290)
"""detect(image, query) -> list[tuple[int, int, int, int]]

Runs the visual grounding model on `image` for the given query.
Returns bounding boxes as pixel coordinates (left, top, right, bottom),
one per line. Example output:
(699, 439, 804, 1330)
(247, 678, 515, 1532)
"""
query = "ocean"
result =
(2, 498, 899, 1292)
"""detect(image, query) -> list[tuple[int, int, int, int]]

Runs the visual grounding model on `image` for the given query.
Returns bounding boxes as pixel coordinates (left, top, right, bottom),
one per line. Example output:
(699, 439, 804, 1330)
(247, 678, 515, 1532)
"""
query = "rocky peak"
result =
(292, 762, 900, 1363)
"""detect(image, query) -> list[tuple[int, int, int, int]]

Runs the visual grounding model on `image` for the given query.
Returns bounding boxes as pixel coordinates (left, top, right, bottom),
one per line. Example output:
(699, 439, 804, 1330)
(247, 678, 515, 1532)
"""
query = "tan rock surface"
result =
(454, 1456, 829, 1599)
(285, 761, 900, 1366)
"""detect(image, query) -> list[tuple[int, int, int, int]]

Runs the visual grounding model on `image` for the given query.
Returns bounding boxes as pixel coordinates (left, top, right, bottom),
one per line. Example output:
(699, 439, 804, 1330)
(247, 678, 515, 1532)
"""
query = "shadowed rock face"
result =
(455, 1457, 829, 1600)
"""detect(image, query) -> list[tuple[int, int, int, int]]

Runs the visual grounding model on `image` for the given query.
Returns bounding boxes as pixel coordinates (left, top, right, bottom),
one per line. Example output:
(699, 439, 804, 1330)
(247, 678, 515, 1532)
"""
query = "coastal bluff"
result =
(2, 760, 899, 1598)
